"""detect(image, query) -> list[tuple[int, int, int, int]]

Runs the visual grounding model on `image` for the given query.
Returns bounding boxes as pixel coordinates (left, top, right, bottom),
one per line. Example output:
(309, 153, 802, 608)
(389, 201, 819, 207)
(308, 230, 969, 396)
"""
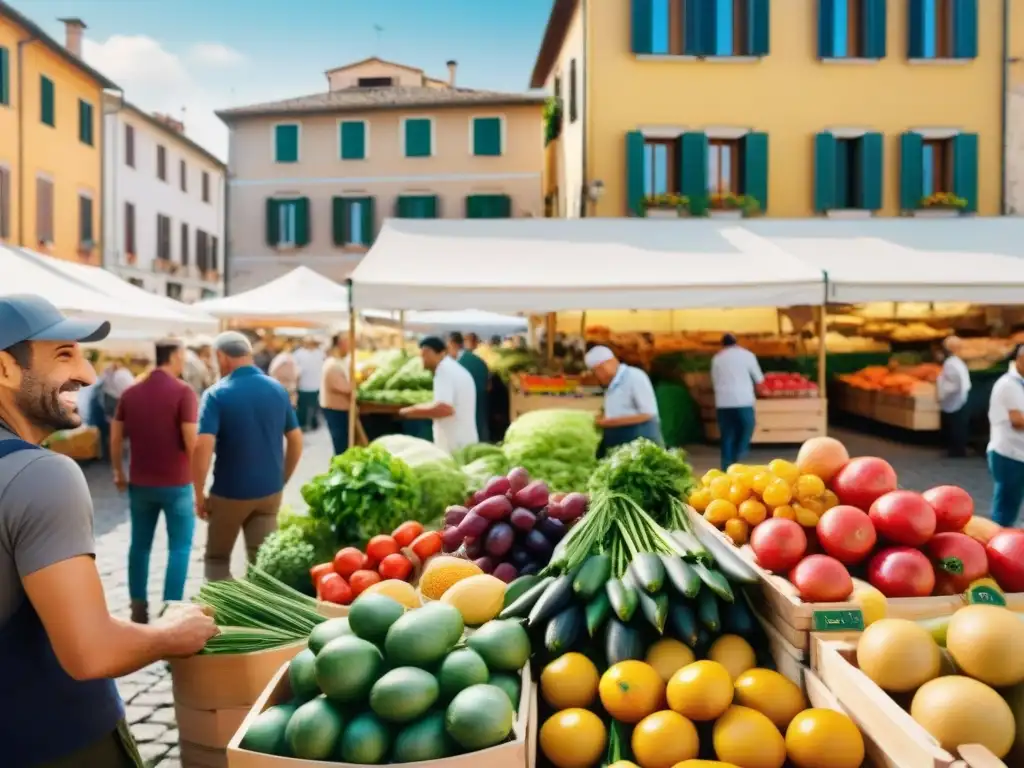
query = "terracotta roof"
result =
(324, 56, 425, 76)
(530, 0, 578, 88)
(121, 101, 225, 168)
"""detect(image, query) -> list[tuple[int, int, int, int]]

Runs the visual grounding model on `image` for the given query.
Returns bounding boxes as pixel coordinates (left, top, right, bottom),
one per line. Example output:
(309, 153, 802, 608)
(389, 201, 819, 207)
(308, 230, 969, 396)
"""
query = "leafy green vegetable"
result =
(386, 356, 433, 389)
(502, 409, 600, 492)
(253, 520, 336, 596)
(358, 389, 432, 405)
(414, 460, 469, 524)
(359, 350, 409, 392)
(372, 435, 451, 467)
(452, 442, 506, 467)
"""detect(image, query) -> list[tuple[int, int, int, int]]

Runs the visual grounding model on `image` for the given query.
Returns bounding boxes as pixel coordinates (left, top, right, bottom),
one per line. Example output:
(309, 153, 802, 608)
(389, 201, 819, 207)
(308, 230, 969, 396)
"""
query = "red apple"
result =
(869, 490, 937, 547)
(922, 485, 974, 533)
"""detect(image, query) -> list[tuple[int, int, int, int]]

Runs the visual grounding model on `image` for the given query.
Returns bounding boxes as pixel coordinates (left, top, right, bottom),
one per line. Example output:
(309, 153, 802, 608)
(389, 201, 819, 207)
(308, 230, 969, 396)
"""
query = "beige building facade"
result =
(218, 58, 546, 292)
(1008, 0, 1024, 214)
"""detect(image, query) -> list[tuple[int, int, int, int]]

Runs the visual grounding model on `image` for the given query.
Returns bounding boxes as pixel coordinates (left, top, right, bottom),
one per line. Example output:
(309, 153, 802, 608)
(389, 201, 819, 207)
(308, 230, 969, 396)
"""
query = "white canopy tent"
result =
(195, 266, 351, 323)
(368, 309, 528, 337)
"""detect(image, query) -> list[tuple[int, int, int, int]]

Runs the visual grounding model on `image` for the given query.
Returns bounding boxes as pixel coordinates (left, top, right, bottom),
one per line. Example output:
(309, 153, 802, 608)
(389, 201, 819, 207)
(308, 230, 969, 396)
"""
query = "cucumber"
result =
(693, 563, 735, 603)
(635, 589, 668, 634)
(696, 588, 721, 632)
(585, 591, 611, 637)
(660, 555, 701, 598)
(629, 553, 665, 594)
(606, 578, 638, 622)
(605, 618, 645, 666)
(502, 575, 541, 608)
(527, 574, 575, 627)
(498, 576, 554, 620)
(666, 600, 699, 646)
(671, 530, 710, 563)
(694, 530, 759, 584)
(722, 594, 756, 636)
(573, 554, 612, 600)
(544, 604, 584, 655)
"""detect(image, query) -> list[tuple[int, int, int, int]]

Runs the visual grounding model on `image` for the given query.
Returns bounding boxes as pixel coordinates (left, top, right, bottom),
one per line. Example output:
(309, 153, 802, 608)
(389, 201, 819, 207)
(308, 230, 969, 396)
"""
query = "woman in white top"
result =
(987, 344, 1024, 526)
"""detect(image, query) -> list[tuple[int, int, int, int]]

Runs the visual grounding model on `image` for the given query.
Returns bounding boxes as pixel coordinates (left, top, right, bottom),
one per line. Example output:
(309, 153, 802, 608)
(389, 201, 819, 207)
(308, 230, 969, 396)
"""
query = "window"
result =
(357, 76, 393, 87)
(909, 0, 976, 59)
(196, 229, 209, 271)
(125, 125, 135, 167)
(0, 46, 9, 106)
(274, 123, 300, 163)
(466, 194, 512, 218)
(166, 282, 182, 300)
(0, 166, 9, 240)
(202, 171, 210, 202)
(643, 139, 678, 197)
(819, 0, 887, 59)
(180, 160, 187, 192)
(900, 131, 977, 211)
(157, 145, 167, 181)
(569, 59, 578, 123)
(36, 177, 53, 244)
(815, 132, 883, 211)
(707, 139, 740, 195)
(649, 0, 684, 55)
(713, 0, 749, 55)
(78, 100, 94, 145)
(396, 195, 439, 218)
(921, 138, 953, 197)
(633, 0, 769, 56)
(403, 118, 433, 158)
(181, 223, 189, 265)
(210, 236, 219, 272)
(40, 75, 55, 126)
(156, 214, 171, 261)
(266, 198, 310, 247)
(553, 75, 562, 101)
(124, 202, 136, 257)
(340, 120, 367, 160)
(78, 195, 93, 246)
(332, 196, 375, 246)
(472, 117, 502, 156)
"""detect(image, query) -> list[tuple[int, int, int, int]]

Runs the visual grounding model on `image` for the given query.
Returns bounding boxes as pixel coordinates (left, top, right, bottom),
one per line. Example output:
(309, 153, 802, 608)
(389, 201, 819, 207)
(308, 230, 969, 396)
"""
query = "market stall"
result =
(195, 266, 352, 325)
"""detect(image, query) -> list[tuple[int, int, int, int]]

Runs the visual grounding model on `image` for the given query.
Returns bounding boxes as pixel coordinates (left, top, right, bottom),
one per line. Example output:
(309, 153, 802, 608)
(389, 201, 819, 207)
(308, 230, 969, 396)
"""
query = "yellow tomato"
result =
(646, 639, 696, 683)
(726, 463, 749, 477)
(540, 709, 607, 768)
(666, 660, 734, 721)
(785, 709, 865, 768)
(704, 499, 738, 526)
(793, 504, 821, 528)
(672, 762, 742, 768)
(701, 469, 726, 487)
(724, 518, 750, 546)
(794, 474, 826, 499)
(738, 498, 767, 526)
(761, 479, 793, 508)
(798, 496, 826, 515)
(726, 483, 750, 506)
(821, 489, 840, 510)
(733, 668, 807, 729)
(599, 661, 665, 724)
(688, 487, 712, 512)
(707, 635, 757, 681)
(772, 505, 797, 521)
(541, 652, 600, 710)
(713, 706, 787, 768)
(709, 476, 733, 500)
(632, 711, 700, 768)
(750, 472, 776, 495)
(768, 459, 800, 485)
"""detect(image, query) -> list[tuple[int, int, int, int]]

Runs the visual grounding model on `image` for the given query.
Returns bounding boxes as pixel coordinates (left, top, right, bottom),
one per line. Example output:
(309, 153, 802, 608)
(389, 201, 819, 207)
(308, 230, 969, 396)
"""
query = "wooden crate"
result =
(873, 398, 941, 431)
(509, 391, 603, 421)
(702, 397, 828, 445)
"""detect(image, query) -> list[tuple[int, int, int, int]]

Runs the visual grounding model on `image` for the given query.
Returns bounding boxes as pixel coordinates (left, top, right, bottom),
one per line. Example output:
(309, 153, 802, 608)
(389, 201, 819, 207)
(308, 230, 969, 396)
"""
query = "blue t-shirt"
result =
(198, 365, 299, 500)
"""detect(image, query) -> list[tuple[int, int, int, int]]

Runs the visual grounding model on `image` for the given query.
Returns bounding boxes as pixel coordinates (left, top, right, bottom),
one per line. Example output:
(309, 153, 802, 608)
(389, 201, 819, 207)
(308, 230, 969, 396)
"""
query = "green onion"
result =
(200, 626, 305, 655)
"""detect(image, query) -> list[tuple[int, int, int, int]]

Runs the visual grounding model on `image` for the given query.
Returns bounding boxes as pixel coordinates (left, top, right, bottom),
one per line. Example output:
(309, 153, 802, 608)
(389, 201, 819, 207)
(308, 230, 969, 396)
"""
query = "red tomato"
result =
(333, 547, 365, 579)
(925, 532, 989, 594)
(985, 530, 1024, 592)
(410, 531, 444, 561)
(867, 547, 936, 598)
(749, 518, 808, 573)
(310, 562, 334, 595)
(392, 521, 425, 548)
(318, 572, 354, 605)
(831, 456, 898, 511)
(349, 569, 382, 596)
(816, 506, 877, 565)
(378, 553, 413, 582)
(366, 535, 400, 563)
(922, 485, 974, 533)
(868, 490, 936, 547)
(789, 555, 853, 602)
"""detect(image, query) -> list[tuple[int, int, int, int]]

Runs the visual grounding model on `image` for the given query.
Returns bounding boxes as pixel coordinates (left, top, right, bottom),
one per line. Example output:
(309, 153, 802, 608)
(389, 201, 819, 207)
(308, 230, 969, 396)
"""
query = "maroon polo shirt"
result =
(115, 369, 198, 487)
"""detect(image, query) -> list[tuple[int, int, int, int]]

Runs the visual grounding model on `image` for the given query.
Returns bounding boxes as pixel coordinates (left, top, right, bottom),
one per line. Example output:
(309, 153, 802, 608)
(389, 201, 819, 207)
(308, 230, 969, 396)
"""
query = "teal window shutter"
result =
(817, 0, 836, 58)
(813, 132, 837, 212)
(396, 196, 412, 218)
(631, 0, 653, 54)
(743, 132, 769, 211)
(397, 195, 439, 218)
(40, 76, 55, 126)
(859, 132, 884, 210)
(951, 132, 978, 212)
(466, 195, 510, 218)
(863, 0, 887, 58)
(422, 195, 438, 218)
(625, 131, 645, 216)
(680, 132, 709, 201)
(899, 132, 924, 210)
(274, 124, 299, 163)
(473, 117, 502, 156)
(361, 197, 376, 244)
(748, 0, 770, 56)
(332, 197, 347, 245)
(684, 0, 709, 55)
(907, 0, 925, 58)
(952, 0, 978, 59)
(266, 199, 280, 245)
(466, 196, 481, 218)
(404, 118, 432, 157)
(0, 47, 10, 106)
(340, 121, 366, 160)
(294, 198, 310, 246)
(78, 100, 93, 145)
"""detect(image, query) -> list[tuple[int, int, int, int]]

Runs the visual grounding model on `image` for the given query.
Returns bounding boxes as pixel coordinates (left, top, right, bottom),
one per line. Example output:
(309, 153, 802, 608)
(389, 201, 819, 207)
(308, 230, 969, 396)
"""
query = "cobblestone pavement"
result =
(83, 426, 995, 766)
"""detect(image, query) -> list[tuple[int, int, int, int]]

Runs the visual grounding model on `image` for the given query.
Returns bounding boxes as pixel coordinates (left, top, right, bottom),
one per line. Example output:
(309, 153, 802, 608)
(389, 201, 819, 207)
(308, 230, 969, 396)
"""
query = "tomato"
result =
(922, 485, 974, 533)
(366, 535, 400, 563)
(333, 547, 365, 578)
(348, 569, 382, 596)
(378, 553, 413, 582)
(985, 529, 1024, 592)
(318, 572, 353, 605)
(789, 555, 853, 602)
(868, 490, 936, 547)
(392, 521, 424, 548)
(867, 546, 936, 598)
(410, 530, 444, 560)
(749, 518, 808, 573)
(816, 505, 877, 565)
(310, 562, 334, 595)
(831, 456, 898, 511)
(925, 532, 989, 594)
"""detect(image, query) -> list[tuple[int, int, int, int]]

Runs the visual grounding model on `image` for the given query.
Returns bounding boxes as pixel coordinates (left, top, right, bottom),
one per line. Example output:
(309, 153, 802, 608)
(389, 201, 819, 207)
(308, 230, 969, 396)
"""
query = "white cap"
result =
(585, 345, 615, 369)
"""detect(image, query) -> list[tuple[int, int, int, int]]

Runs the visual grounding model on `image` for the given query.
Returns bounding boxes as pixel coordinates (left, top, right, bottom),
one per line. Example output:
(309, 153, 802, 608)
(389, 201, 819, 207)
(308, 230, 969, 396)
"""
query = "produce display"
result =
(838, 363, 939, 396)
(358, 351, 434, 406)
(371, 435, 469, 523)
(502, 409, 601, 492)
(757, 371, 819, 398)
(254, 508, 339, 596)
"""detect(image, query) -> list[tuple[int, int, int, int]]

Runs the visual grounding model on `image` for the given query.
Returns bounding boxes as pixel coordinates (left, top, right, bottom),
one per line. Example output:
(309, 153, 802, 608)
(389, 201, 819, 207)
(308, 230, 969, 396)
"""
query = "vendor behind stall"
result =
(585, 345, 663, 452)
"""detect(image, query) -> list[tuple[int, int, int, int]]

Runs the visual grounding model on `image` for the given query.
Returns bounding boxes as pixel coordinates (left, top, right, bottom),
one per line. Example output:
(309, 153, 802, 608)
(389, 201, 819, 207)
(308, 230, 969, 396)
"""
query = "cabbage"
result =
(452, 442, 506, 467)
(372, 434, 451, 467)
(462, 454, 511, 488)
(413, 461, 469, 524)
(502, 409, 600, 492)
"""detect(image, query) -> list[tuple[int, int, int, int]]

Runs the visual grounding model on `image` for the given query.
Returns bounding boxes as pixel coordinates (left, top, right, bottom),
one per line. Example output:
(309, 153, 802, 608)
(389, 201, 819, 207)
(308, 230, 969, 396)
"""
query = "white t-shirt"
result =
(432, 356, 478, 452)
(988, 364, 1024, 462)
(292, 347, 326, 392)
(936, 355, 971, 413)
(711, 346, 764, 409)
(604, 364, 659, 419)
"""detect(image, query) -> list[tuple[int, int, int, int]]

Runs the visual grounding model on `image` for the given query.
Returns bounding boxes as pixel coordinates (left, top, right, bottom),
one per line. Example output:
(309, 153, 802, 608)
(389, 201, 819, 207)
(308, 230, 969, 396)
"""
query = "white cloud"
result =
(187, 42, 246, 68)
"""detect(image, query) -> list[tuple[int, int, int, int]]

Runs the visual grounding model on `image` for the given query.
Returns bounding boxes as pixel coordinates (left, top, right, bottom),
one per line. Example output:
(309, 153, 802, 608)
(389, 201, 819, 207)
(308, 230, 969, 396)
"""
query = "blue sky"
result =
(11, 0, 554, 159)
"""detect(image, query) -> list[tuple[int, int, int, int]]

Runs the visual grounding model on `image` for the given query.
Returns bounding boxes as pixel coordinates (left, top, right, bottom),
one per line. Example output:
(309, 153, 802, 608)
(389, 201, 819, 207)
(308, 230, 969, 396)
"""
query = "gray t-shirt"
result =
(0, 425, 96, 624)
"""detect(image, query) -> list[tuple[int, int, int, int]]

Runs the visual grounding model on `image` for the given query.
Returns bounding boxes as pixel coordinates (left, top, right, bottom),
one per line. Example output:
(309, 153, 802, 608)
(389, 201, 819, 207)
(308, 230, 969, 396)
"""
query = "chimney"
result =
(446, 60, 458, 88)
(58, 17, 86, 58)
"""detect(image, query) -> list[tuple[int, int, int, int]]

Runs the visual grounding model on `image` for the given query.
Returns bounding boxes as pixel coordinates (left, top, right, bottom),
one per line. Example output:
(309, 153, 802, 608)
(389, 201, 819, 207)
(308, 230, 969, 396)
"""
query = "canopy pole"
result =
(546, 313, 555, 362)
(399, 310, 405, 342)
(347, 288, 358, 450)
(579, 311, 587, 340)
(816, 305, 827, 394)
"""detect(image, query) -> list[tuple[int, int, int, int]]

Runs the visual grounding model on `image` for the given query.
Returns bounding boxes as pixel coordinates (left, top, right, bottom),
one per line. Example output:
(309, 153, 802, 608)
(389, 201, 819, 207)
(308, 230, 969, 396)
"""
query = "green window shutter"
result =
(625, 131, 645, 216)
(294, 198, 310, 246)
(466, 196, 481, 218)
(952, 132, 978, 212)
(361, 197, 376, 244)
(405, 118, 432, 157)
(332, 197, 347, 245)
(398, 195, 440, 218)
(466, 195, 510, 218)
(493, 195, 511, 218)
(859, 132, 884, 210)
(422, 195, 438, 218)
(899, 132, 924, 211)
(274, 124, 299, 163)
(0, 47, 9, 105)
(340, 121, 366, 160)
(266, 199, 280, 245)
(473, 117, 502, 156)
(396, 196, 412, 218)
(863, 0, 887, 58)
(817, 0, 836, 58)
(907, 0, 925, 58)
(40, 76, 54, 126)
(813, 132, 837, 212)
(743, 132, 769, 211)
(78, 100, 93, 145)
(631, 0, 653, 54)
(680, 132, 709, 201)
(953, 0, 978, 59)
(684, 0, 710, 55)
(748, 0, 770, 56)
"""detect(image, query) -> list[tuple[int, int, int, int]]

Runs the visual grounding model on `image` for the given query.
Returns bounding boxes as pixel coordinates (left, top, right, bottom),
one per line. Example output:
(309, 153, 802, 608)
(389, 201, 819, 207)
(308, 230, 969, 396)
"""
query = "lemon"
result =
(822, 489, 840, 509)
(713, 706, 786, 768)
(541, 652, 599, 710)
(734, 668, 807, 729)
(707, 635, 757, 681)
(727, 463, 749, 476)
(785, 709, 865, 768)
(666, 660, 734, 721)
(645, 638, 696, 682)
(632, 710, 699, 768)
(540, 709, 607, 768)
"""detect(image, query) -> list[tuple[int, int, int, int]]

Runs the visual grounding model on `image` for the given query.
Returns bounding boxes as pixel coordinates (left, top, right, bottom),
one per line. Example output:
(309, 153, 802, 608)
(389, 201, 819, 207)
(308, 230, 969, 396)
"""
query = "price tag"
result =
(812, 609, 865, 632)
(965, 584, 1006, 606)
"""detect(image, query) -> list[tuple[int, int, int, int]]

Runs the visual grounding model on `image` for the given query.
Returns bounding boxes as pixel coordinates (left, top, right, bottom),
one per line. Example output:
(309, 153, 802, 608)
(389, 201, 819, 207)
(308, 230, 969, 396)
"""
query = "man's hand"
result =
(152, 604, 218, 658)
(195, 494, 209, 520)
(113, 469, 127, 493)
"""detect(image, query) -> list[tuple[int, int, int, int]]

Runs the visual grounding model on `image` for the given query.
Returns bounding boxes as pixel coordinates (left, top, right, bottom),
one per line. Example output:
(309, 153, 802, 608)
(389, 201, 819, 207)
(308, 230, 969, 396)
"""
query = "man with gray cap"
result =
(192, 332, 303, 580)
(0, 295, 216, 766)
(584, 345, 663, 453)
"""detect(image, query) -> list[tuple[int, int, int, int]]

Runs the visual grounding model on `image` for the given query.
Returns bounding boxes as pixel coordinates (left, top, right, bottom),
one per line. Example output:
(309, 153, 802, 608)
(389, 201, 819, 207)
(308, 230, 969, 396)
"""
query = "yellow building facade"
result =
(533, 0, 1007, 219)
(1008, 0, 1024, 213)
(0, 7, 115, 264)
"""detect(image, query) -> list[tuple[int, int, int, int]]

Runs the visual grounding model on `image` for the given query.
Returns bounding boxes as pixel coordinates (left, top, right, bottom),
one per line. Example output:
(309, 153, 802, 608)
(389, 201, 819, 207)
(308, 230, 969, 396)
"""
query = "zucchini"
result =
(660, 555, 701, 598)
(527, 574, 575, 627)
(544, 604, 584, 655)
(722, 593, 756, 636)
(694, 529, 759, 584)
(671, 530, 709, 563)
(573, 554, 612, 600)
(498, 576, 554, 620)
(693, 562, 735, 603)
(606, 578, 638, 622)
(636, 589, 669, 634)
(696, 588, 721, 632)
(605, 618, 645, 665)
(629, 553, 666, 594)
(502, 574, 541, 608)
(585, 591, 612, 637)
(666, 600, 699, 646)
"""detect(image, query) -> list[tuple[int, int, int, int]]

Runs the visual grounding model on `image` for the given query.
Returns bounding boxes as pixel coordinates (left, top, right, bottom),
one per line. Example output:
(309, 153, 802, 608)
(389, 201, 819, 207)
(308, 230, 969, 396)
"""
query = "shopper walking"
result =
(987, 344, 1024, 527)
(937, 336, 972, 458)
(293, 336, 326, 431)
(711, 333, 765, 470)
(192, 332, 303, 580)
(0, 295, 216, 767)
(320, 334, 353, 456)
(401, 336, 478, 453)
(449, 331, 490, 442)
(110, 339, 198, 625)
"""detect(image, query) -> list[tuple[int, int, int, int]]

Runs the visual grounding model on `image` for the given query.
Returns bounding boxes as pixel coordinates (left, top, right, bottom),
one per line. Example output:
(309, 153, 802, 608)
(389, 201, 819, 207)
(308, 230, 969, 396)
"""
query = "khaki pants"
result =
(205, 493, 281, 581)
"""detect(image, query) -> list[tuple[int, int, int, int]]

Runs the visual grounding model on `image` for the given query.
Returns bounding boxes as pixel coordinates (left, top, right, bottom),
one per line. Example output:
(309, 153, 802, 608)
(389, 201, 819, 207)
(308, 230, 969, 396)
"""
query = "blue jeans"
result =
(322, 408, 350, 456)
(717, 406, 756, 470)
(128, 484, 195, 602)
(989, 451, 1024, 527)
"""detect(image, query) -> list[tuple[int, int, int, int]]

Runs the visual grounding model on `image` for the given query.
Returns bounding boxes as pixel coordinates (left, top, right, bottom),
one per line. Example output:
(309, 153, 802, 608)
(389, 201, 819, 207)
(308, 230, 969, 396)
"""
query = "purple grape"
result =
(560, 493, 588, 521)
(513, 481, 550, 511)
(472, 495, 513, 521)
(441, 526, 464, 553)
(509, 507, 537, 532)
(474, 556, 496, 574)
(444, 505, 469, 527)
(538, 516, 566, 543)
(507, 467, 530, 494)
(509, 547, 531, 568)
(457, 510, 490, 538)
(482, 475, 512, 499)
(463, 536, 484, 559)
(523, 529, 554, 558)
(493, 562, 519, 583)
(484, 522, 515, 557)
